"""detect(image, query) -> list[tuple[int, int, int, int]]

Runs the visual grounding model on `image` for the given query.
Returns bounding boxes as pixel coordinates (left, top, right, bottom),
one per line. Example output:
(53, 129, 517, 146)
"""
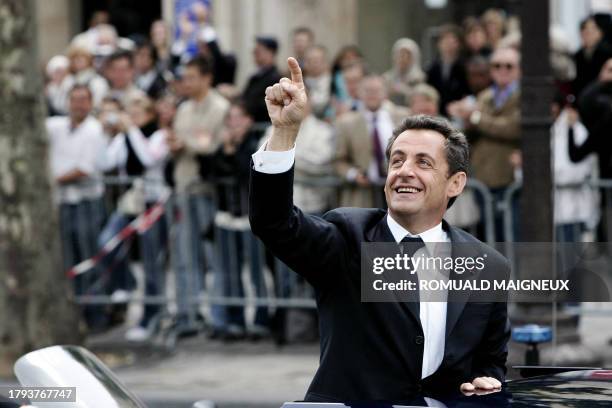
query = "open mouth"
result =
(395, 186, 423, 194)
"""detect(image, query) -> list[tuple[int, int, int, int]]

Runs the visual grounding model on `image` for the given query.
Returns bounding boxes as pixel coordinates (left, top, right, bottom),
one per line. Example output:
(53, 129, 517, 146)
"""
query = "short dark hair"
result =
(106, 50, 133, 67)
(185, 56, 213, 76)
(136, 41, 158, 63)
(386, 115, 469, 208)
(293, 26, 314, 39)
(68, 83, 92, 100)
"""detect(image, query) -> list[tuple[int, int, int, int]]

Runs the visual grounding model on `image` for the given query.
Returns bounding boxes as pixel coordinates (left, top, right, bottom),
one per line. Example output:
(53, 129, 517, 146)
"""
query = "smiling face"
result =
(384, 129, 466, 233)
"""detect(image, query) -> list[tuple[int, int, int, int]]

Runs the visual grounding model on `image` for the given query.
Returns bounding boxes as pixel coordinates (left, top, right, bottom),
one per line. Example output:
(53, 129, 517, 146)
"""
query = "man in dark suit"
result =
(249, 58, 510, 403)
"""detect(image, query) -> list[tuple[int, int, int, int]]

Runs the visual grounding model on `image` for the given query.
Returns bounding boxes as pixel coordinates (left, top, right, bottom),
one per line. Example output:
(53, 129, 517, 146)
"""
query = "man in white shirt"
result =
(47, 84, 107, 296)
(249, 58, 510, 403)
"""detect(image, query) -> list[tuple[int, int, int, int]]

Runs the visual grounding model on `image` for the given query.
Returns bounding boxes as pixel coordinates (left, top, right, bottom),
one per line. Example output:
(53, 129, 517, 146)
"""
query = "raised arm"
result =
(249, 58, 348, 288)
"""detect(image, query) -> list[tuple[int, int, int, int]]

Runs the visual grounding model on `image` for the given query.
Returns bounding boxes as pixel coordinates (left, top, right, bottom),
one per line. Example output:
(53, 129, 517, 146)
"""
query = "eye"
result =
(391, 159, 403, 168)
(418, 159, 432, 167)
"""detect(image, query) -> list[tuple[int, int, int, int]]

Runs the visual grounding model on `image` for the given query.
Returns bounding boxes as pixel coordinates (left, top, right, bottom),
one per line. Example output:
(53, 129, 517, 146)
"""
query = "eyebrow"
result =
(390, 150, 436, 163)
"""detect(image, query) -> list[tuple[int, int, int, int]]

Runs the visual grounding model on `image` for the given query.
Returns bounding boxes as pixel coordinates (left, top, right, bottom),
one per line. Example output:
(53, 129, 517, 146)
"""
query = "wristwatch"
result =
(469, 110, 482, 126)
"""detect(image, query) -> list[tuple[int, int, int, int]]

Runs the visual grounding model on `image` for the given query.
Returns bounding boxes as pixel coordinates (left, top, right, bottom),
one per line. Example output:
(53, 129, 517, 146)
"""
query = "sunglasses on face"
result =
(491, 62, 516, 70)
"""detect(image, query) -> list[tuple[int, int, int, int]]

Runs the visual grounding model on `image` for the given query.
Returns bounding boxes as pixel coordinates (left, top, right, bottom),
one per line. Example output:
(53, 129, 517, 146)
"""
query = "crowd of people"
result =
(44, 6, 611, 342)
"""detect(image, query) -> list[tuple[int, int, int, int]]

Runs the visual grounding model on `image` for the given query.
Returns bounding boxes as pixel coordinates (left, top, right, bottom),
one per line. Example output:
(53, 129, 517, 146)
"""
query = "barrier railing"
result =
(64, 173, 610, 346)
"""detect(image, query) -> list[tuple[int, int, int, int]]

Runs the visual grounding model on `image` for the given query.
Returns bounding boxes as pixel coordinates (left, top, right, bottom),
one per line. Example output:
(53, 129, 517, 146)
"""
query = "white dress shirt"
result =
(99, 127, 170, 202)
(46, 115, 107, 204)
(252, 142, 448, 379)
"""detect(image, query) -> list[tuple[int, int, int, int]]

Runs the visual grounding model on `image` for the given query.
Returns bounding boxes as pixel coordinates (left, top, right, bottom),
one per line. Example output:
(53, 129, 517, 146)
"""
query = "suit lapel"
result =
(444, 221, 479, 341)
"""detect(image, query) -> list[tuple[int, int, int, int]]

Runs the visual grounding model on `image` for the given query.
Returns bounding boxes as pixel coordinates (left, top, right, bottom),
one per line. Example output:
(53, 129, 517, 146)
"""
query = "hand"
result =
(565, 106, 579, 126)
(195, 130, 213, 151)
(265, 57, 307, 150)
(355, 173, 370, 187)
(509, 149, 522, 169)
(166, 130, 184, 154)
(117, 112, 133, 133)
(460, 377, 502, 396)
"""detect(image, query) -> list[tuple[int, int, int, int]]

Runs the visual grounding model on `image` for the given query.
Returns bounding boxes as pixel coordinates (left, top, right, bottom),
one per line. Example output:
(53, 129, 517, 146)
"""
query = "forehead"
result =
(362, 77, 385, 90)
(390, 129, 447, 157)
(491, 49, 519, 63)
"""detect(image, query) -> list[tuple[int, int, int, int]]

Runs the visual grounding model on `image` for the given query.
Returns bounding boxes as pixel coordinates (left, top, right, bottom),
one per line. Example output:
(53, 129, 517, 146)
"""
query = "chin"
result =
(388, 202, 421, 216)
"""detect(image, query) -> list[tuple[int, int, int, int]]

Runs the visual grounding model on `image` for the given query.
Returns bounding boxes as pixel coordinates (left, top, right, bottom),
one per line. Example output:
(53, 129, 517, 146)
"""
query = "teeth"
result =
(397, 187, 420, 193)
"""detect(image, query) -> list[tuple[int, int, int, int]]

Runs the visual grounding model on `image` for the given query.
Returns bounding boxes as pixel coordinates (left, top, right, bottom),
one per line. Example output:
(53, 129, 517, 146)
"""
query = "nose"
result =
(396, 159, 417, 178)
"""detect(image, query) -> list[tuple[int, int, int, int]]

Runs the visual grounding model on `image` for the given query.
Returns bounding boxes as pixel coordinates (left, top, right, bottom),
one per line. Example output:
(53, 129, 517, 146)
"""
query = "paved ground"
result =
(2, 306, 611, 407)
(113, 307, 612, 407)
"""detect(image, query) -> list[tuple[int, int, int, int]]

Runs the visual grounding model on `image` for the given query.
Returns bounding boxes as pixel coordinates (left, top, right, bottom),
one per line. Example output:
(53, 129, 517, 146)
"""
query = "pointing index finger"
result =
(287, 57, 303, 87)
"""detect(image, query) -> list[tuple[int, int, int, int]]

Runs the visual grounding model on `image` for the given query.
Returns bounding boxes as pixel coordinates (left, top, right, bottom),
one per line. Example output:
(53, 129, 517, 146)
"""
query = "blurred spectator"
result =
(331, 45, 364, 101)
(335, 75, 409, 208)
(569, 59, 612, 242)
(47, 85, 107, 319)
(207, 103, 268, 340)
(304, 45, 332, 118)
(334, 62, 366, 116)
(551, 97, 599, 243)
(103, 50, 147, 106)
(408, 83, 440, 116)
(150, 20, 173, 72)
(573, 16, 612, 98)
(242, 36, 282, 123)
(383, 38, 426, 106)
(550, 26, 577, 98)
(465, 55, 492, 97)
(426, 24, 470, 116)
(292, 27, 315, 69)
(171, 1, 210, 62)
(45, 55, 72, 116)
(134, 41, 170, 99)
(67, 45, 109, 108)
(156, 93, 177, 129)
(194, 26, 237, 88)
(96, 96, 160, 318)
(481, 8, 507, 49)
(168, 56, 230, 332)
(72, 23, 134, 68)
(448, 47, 521, 239)
(462, 17, 492, 59)
(571, 58, 612, 180)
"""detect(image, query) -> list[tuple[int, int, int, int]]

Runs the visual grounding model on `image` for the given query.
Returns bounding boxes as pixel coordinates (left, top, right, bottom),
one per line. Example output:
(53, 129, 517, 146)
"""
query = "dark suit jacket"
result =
(426, 59, 470, 116)
(249, 166, 510, 404)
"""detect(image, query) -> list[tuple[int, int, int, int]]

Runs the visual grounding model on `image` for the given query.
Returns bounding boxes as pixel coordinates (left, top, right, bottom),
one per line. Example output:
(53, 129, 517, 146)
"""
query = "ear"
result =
(447, 171, 467, 200)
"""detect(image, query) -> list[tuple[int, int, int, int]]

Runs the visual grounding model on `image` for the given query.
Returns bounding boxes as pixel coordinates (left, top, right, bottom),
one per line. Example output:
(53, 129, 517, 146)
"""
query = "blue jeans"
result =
(215, 226, 268, 329)
(59, 197, 106, 295)
(171, 193, 216, 321)
(96, 211, 136, 294)
(139, 204, 169, 327)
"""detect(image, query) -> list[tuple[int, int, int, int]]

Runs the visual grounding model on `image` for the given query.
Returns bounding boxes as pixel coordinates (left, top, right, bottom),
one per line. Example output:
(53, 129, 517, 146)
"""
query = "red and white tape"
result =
(66, 193, 170, 279)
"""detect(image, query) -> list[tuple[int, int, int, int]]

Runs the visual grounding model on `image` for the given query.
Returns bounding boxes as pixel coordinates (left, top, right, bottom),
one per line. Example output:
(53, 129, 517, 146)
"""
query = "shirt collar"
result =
(386, 213, 448, 250)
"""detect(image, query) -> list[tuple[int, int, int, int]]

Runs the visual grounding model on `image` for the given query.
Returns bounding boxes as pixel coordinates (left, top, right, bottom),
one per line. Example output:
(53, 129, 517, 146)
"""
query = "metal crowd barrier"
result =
(500, 177, 612, 316)
(67, 172, 499, 347)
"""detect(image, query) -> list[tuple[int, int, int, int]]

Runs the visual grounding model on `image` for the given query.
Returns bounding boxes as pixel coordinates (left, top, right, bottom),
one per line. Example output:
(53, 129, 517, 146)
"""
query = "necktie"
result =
(371, 113, 386, 178)
(400, 235, 425, 259)
(400, 236, 425, 302)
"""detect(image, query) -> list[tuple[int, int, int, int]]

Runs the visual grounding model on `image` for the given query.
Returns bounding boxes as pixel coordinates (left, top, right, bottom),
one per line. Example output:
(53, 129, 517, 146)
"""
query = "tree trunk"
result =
(0, 0, 83, 375)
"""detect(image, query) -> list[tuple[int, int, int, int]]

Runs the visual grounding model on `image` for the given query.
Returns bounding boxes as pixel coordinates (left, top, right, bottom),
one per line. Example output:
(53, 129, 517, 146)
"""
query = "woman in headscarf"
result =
(382, 38, 426, 106)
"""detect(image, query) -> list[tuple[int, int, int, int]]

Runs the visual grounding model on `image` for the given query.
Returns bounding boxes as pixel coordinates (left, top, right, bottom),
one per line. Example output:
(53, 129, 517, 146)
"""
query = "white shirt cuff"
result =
(251, 141, 295, 174)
